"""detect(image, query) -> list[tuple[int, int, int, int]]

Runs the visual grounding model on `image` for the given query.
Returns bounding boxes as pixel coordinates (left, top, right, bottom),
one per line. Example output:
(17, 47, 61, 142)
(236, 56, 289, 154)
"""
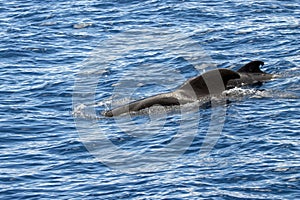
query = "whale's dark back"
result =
(179, 68, 240, 96)
(104, 69, 240, 117)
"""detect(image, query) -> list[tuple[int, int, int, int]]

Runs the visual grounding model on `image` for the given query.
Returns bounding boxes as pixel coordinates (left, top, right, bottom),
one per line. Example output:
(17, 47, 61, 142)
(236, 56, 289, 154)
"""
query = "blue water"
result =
(1, 0, 299, 199)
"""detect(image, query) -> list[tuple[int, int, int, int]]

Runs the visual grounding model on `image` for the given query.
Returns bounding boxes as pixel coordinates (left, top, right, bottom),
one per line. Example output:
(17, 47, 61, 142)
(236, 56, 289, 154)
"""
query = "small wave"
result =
(73, 22, 93, 29)
(251, 89, 299, 99)
(223, 87, 257, 99)
(73, 104, 101, 120)
(224, 87, 299, 100)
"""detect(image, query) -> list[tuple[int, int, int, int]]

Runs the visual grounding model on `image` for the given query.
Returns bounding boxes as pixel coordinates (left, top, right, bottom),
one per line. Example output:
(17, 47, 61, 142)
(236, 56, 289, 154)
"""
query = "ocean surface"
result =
(1, 0, 299, 199)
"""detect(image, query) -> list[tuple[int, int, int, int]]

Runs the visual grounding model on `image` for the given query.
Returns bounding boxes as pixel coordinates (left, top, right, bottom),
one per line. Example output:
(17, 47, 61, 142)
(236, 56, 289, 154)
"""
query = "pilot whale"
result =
(227, 60, 275, 88)
(103, 60, 276, 117)
(103, 68, 240, 117)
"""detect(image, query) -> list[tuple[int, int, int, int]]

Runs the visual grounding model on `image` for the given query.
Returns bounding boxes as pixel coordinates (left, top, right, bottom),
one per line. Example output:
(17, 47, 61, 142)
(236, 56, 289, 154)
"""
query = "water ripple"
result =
(0, 0, 299, 199)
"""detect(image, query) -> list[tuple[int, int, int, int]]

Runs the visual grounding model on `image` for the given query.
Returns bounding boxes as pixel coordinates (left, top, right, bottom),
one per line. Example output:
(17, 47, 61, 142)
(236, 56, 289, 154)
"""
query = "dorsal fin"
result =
(237, 60, 265, 73)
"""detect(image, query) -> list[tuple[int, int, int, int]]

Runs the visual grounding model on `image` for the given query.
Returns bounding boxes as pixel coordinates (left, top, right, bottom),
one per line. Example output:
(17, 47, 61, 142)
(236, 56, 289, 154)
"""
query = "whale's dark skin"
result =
(103, 60, 276, 117)
(227, 60, 275, 88)
(104, 69, 240, 117)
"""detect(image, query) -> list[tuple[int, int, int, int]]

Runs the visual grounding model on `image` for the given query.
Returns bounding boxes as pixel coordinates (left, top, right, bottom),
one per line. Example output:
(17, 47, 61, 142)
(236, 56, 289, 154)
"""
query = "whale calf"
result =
(103, 68, 240, 117)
